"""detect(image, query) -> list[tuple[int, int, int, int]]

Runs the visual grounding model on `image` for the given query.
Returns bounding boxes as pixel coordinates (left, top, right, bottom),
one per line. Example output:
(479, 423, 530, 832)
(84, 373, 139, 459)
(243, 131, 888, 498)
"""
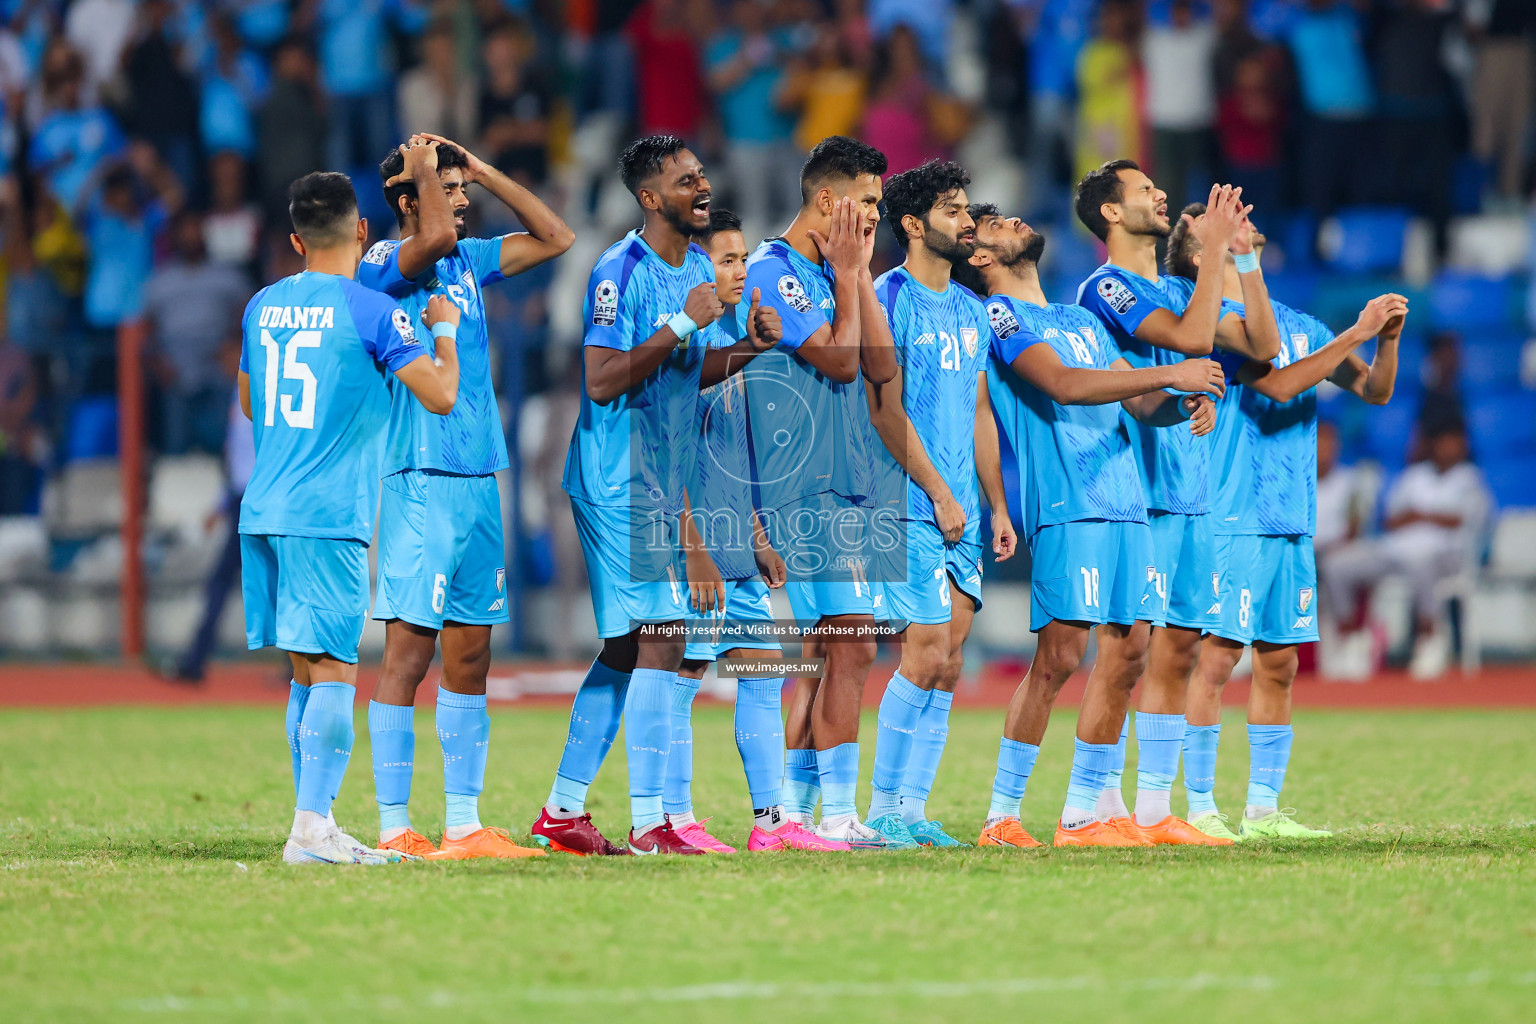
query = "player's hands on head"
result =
(684, 281, 724, 331)
(808, 197, 866, 275)
(385, 135, 439, 186)
(744, 288, 783, 351)
(991, 512, 1017, 562)
(686, 546, 726, 613)
(1355, 293, 1410, 338)
(1184, 394, 1216, 436)
(1170, 357, 1226, 398)
(417, 132, 489, 180)
(423, 293, 461, 329)
(933, 492, 967, 544)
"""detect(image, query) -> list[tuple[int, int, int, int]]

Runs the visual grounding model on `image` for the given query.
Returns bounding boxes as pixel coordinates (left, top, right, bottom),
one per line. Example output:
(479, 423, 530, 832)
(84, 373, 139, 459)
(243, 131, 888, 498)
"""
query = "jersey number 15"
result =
(259, 329, 321, 430)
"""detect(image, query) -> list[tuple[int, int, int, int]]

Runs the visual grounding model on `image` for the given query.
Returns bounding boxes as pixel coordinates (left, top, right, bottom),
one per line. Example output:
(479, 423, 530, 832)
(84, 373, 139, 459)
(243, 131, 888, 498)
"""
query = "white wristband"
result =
(667, 311, 699, 340)
(1233, 250, 1260, 274)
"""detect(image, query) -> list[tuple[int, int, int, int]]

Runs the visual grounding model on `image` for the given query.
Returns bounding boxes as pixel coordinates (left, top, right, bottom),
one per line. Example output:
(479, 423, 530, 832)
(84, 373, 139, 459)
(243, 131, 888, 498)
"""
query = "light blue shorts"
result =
(571, 497, 688, 639)
(683, 577, 784, 662)
(373, 470, 508, 629)
(761, 493, 881, 625)
(1028, 519, 1156, 631)
(1212, 534, 1320, 645)
(881, 519, 984, 627)
(1147, 510, 1220, 631)
(241, 533, 370, 663)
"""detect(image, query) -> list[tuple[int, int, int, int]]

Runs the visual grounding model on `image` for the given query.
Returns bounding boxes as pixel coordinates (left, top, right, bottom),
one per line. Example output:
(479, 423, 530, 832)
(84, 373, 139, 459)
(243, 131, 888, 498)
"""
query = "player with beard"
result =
(1073, 162, 1281, 842)
(952, 207, 1230, 847)
(359, 134, 573, 859)
(740, 136, 899, 848)
(860, 162, 1017, 848)
(535, 136, 780, 855)
(1166, 207, 1406, 841)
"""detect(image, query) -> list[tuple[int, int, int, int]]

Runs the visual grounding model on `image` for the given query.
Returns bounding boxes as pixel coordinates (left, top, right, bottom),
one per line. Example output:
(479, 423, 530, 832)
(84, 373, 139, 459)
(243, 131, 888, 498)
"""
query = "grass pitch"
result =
(3, 702, 1534, 1023)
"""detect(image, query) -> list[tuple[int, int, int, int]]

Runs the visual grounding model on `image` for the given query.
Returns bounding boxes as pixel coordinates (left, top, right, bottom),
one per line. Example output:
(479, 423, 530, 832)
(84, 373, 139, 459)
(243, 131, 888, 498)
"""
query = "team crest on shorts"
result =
(987, 301, 1020, 340)
(1096, 276, 1137, 315)
(496, 568, 506, 594)
(592, 279, 618, 326)
(777, 274, 813, 313)
(1298, 587, 1313, 613)
(961, 327, 979, 358)
(1212, 572, 1221, 596)
(1146, 565, 1158, 582)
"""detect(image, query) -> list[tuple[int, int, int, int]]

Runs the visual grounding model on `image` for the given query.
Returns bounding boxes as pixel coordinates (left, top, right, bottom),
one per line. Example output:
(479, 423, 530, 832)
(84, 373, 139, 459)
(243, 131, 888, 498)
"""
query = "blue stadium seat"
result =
(1482, 456, 1536, 509)
(1461, 336, 1528, 391)
(1430, 271, 1521, 331)
(1361, 398, 1417, 469)
(1469, 392, 1536, 459)
(64, 397, 118, 461)
(1265, 270, 1320, 313)
(1321, 207, 1411, 274)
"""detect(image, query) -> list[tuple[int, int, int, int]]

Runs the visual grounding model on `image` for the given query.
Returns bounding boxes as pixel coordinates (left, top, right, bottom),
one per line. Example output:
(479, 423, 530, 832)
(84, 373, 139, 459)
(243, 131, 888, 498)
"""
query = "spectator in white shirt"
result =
(1322, 419, 1492, 678)
(1142, 0, 1217, 206)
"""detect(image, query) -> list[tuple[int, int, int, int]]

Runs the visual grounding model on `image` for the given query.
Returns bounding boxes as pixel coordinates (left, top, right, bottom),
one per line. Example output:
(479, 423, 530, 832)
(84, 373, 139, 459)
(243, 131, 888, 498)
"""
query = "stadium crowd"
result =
(0, 0, 1533, 670)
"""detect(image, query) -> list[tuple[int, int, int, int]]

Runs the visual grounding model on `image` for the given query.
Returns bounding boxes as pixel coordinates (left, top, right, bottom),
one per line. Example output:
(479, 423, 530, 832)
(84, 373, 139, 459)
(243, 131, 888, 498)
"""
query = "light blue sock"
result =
(368, 700, 415, 833)
(1104, 715, 1130, 794)
(284, 680, 309, 799)
(784, 748, 820, 818)
(816, 742, 861, 818)
(663, 676, 702, 816)
(1062, 738, 1116, 827)
(869, 673, 929, 820)
(548, 658, 631, 814)
(437, 689, 488, 830)
(1246, 723, 1294, 811)
(624, 667, 674, 832)
(901, 689, 954, 825)
(987, 737, 1041, 821)
(733, 677, 784, 810)
(1134, 711, 1185, 791)
(1183, 723, 1222, 817)
(295, 681, 356, 816)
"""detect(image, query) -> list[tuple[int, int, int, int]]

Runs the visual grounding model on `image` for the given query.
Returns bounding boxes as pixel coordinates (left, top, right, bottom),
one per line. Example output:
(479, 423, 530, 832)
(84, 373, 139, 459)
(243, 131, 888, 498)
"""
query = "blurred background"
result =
(0, 0, 1533, 681)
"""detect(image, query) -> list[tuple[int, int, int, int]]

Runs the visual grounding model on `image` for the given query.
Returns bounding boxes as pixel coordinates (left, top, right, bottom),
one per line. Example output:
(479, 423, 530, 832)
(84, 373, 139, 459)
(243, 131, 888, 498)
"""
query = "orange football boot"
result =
(429, 827, 547, 860)
(1053, 819, 1153, 847)
(1101, 816, 1155, 846)
(1137, 815, 1235, 846)
(378, 829, 438, 857)
(977, 817, 1045, 848)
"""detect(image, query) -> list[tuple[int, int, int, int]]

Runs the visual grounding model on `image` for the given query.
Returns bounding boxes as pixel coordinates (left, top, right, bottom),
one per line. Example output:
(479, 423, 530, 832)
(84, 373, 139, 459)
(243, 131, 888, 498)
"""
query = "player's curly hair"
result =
(695, 207, 742, 249)
(1074, 158, 1141, 241)
(618, 135, 690, 196)
(882, 159, 970, 249)
(798, 136, 888, 206)
(1165, 202, 1206, 280)
(288, 171, 357, 246)
(378, 142, 470, 227)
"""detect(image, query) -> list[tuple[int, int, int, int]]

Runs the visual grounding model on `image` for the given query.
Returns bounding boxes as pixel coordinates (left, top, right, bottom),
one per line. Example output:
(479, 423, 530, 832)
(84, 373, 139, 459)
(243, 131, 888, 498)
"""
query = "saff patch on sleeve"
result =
(363, 240, 397, 266)
(987, 301, 1020, 340)
(777, 274, 814, 313)
(1096, 276, 1137, 315)
(592, 279, 618, 327)
(391, 307, 419, 344)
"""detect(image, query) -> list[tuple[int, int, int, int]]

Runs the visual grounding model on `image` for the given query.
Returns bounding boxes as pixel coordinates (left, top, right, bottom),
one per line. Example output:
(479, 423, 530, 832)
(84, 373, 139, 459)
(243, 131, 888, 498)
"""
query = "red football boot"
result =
(530, 808, 632, 856)
(628, 821, 706, 855)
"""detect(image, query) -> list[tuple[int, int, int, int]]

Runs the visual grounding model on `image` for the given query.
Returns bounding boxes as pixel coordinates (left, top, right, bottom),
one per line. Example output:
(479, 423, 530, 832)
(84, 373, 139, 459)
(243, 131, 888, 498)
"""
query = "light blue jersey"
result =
(692, 304, 759, 580)
(1077, 263, 1210, 514)
(984, 295, 1146, 537)
(238, 271, 423, 542)
(871, 267, 989, 524)
(1209, 297, 1327, 537)
(562, 230, 717, 516)
(358, 236, 510, 476)
(741, 238, 879, 512)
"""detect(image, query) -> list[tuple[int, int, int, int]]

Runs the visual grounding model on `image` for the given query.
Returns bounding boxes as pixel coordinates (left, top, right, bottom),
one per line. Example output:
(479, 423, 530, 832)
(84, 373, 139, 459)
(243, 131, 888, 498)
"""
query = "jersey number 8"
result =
(259, 329, 321, 430)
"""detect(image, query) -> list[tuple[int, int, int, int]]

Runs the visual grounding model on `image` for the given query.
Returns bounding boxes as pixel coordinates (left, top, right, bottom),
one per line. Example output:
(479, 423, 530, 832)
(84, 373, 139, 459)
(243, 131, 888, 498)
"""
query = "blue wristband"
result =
(666, 311, 699, 340)
(1233, 250, 1260, 274)
(431, 321, 457, 341)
